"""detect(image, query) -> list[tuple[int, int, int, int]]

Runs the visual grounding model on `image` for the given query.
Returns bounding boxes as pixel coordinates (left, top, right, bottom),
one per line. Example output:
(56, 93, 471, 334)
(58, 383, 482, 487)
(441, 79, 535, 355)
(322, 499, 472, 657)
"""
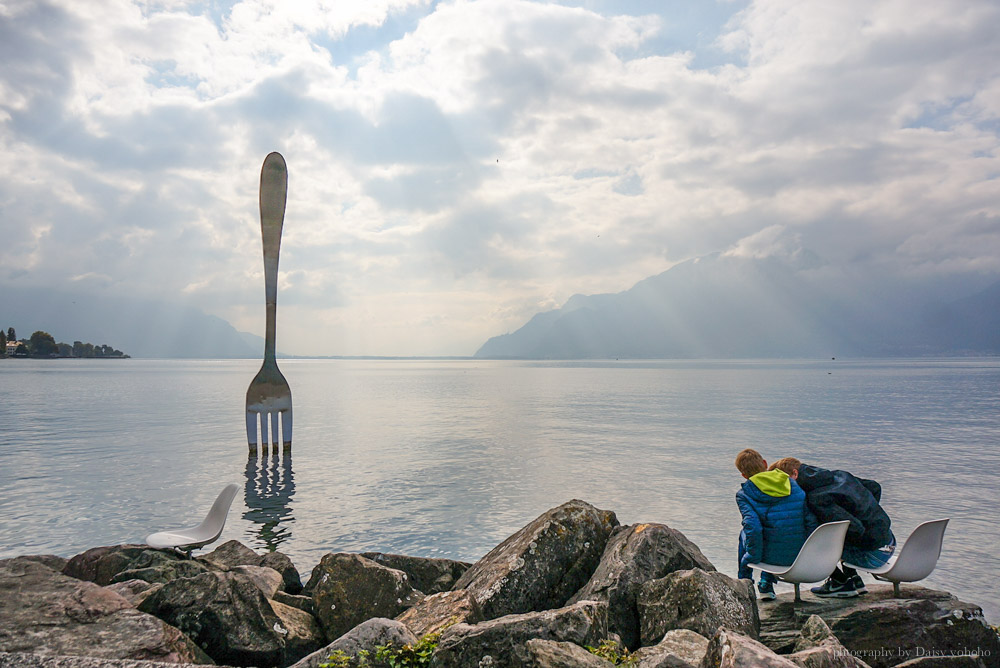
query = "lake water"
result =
(1, 358, 997, 622)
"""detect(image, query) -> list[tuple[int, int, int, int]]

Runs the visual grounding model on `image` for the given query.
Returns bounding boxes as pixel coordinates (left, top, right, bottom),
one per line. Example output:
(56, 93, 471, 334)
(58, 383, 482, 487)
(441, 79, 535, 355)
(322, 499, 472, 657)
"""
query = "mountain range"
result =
(475, 252, 1000, 359)
(5, 252, 998, 359)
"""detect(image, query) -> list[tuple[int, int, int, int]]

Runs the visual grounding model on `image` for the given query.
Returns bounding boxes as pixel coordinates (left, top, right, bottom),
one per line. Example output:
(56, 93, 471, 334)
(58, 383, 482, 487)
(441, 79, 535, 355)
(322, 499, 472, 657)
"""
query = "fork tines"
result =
(247, 409, 292, 454)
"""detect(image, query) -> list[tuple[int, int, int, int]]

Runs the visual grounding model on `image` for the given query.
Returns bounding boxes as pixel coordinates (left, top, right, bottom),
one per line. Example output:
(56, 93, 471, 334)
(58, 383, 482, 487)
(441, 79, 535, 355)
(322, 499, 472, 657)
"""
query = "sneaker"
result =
(810, 577, 859, 598)
(852, 574, 868, 594)
(757, 580, 776, 601)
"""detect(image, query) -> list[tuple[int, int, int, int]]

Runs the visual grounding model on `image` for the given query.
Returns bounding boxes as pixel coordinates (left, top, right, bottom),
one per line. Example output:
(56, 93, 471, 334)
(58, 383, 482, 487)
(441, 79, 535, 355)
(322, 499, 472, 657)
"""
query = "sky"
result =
(1, 0, 999, 356)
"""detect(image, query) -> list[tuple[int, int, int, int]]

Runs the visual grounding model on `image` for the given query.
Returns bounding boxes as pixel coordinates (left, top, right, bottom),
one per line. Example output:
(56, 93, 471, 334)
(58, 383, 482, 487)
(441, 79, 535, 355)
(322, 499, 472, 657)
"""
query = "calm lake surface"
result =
(1, 358, 997, 621)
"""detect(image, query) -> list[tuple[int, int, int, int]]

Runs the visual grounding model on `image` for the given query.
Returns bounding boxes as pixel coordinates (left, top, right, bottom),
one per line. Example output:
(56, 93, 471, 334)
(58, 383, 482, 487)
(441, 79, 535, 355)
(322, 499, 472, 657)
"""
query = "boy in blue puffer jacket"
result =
(735, 448, 816, 600)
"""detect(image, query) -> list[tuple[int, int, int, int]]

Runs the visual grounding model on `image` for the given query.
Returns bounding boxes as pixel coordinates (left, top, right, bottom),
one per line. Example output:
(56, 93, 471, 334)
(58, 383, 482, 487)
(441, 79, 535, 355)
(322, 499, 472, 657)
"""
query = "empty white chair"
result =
(747, 520, 850, 602)
(146, 483, 240, 555)
(844, 518, 949, 597)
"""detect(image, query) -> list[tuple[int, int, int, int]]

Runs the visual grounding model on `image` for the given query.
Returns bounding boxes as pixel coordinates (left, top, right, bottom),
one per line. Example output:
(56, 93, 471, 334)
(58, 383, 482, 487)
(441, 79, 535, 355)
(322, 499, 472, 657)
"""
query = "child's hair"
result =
(769, 457, 802, 475)
(735, 448, 766, 478)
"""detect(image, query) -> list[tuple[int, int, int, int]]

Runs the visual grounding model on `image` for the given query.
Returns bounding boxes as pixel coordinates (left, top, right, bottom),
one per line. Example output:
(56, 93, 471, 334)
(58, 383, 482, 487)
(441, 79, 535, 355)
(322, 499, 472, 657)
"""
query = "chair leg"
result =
(794, 583, 801, 602)
(893, 581, 900, 597)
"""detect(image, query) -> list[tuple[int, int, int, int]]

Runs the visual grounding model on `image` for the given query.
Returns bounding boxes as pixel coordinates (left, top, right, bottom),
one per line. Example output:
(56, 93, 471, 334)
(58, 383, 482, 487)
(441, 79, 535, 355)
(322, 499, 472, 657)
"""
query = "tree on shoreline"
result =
(2, 328, 129, 359)
(29, 331, 58, 356)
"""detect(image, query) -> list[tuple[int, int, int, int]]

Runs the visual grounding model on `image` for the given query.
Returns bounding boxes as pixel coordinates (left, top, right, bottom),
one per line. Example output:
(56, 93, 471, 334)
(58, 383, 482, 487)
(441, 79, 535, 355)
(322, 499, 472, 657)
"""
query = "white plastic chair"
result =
(747, 520, 850, 602)
(844, 518, 949, 597)
(146, 483, 240, 555)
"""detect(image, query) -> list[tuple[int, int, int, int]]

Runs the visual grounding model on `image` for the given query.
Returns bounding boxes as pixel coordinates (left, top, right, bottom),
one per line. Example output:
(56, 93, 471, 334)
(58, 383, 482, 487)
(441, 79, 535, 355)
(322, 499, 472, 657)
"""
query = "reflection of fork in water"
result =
(243, 451, 295, 552)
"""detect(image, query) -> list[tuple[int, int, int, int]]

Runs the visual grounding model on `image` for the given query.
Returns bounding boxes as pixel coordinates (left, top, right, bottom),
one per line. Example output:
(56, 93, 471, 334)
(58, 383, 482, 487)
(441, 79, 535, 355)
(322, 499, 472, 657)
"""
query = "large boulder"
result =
(637, 569, 759, 646)
(273, 592, 315, 616)
(634, 629, 710, 667)
(758, 585, 1000, 667)
(788, 615, 871, 668)
(138, 570, 321, 667)
(63, 545, 198, 586)
(395, 589, 482, 638)
(453, 500, 619, 620)
(10, 555, 68, 572)
(200, 541, 302, 595)
(0, 557, 211, 664)
(524, 639, 616, 667)
(289, 618, 417, 668)
(431, 600, 609, 667)
(198, 541, 261, 570)
(105, 579, 164, 608)
(111, 559, 215, 587)
(260, 552, 303, 595)
(701, 629, 800, 667)
(228, 565, 283, 599)
(360, 553, 470, 595)
(304, 553, 423, 642)
(269, 600, 326, 666)
(569, 523, 717, 649)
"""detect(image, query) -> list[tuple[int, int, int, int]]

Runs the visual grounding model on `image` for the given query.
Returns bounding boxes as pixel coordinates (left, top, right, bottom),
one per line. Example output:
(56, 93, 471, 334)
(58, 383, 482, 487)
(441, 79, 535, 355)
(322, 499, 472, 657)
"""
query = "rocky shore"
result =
(1, 500, 997, 668)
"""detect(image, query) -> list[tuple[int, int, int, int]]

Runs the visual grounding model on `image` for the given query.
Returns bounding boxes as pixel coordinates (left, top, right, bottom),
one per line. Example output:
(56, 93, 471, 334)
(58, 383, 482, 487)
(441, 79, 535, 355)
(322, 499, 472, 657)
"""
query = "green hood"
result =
(749, 469, 791, 497)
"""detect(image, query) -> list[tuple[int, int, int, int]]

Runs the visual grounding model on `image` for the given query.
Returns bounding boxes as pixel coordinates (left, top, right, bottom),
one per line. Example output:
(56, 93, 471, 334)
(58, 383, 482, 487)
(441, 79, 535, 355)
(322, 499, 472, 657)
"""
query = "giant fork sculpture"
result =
(246, 152, 292, 454)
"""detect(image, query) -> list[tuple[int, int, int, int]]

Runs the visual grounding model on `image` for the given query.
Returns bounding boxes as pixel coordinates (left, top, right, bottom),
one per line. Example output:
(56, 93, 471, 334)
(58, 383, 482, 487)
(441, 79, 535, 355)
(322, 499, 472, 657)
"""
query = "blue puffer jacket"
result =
(737, 470, 815, 569)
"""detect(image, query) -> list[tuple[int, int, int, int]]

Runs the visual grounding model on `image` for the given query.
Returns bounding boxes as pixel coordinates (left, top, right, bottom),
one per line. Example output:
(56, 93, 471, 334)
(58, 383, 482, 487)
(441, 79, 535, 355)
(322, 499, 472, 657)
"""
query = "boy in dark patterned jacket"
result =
(770, 457, 895, 598)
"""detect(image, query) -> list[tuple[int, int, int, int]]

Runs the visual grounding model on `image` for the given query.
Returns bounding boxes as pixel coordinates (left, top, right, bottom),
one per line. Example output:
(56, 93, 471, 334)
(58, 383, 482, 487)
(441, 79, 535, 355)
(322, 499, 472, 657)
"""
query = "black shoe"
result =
(852, 574, 867, 594)
(758, 580, 776, 601)
(810, 577, 859, 598)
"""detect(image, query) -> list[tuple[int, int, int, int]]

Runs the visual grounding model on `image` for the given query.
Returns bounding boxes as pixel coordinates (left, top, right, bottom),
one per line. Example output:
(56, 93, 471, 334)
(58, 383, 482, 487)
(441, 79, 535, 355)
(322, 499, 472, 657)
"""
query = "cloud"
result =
(723, 224, 799, 260)
(1, 0, 999, 355)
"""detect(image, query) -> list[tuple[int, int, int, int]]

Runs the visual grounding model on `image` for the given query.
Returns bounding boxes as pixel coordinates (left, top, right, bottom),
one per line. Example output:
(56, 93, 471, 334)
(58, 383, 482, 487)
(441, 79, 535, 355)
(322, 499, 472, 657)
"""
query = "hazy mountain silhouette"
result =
(2, 286, 256, 359)
(475, 253, 1000, 359)
(917, 280, 1000, 354)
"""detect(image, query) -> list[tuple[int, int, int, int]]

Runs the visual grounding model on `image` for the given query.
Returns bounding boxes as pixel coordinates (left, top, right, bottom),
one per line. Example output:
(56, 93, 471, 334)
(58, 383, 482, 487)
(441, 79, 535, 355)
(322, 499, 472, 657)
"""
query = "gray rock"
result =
(63, 545, 181, 586)
(790, 646, 873, 668)
(200, 541, 302, 595)
(453, 499, 619, 620)
(638, 568, 759, 646)
(260, 552, 303, 595)
(700, 629, 799, 667)
(395, 589, 482, 638)
(0, 652, 231, 668)
(757, 584, 1000, 667)
(0, 558, 211, 664)
(273, 591, 315, 616)
(634, 629, 710, 668)
(104, 579, 163, 608)
(138, 570, 319, 667)
(289, 618, 417, 668)
(198, 541, 260, 571)
(110, 558, 214, 586)
(793, 615, 841, 653)
(569, 523, 717, 649)
(305, 553, 423, 642)
(9, 554, 68, 572)
(361, 552, 470, 595)
(524, 639, 616, 667)
(229, 565, 283, 599)
(269, 600, 326, 666)
(788, 615, 871, 668)
(431, 600, 609, 667)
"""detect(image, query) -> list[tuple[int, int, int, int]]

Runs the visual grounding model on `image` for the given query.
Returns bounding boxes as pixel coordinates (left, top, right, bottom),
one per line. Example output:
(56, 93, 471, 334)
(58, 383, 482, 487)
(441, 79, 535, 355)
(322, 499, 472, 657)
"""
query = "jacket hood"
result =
(748, 469, 791, 497)
(795, 463, 835, 492)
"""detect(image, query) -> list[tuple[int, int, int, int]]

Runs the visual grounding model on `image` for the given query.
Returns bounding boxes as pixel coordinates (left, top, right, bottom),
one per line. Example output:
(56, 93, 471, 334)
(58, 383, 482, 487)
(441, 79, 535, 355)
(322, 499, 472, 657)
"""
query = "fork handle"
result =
(259, 153, 287, 362)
